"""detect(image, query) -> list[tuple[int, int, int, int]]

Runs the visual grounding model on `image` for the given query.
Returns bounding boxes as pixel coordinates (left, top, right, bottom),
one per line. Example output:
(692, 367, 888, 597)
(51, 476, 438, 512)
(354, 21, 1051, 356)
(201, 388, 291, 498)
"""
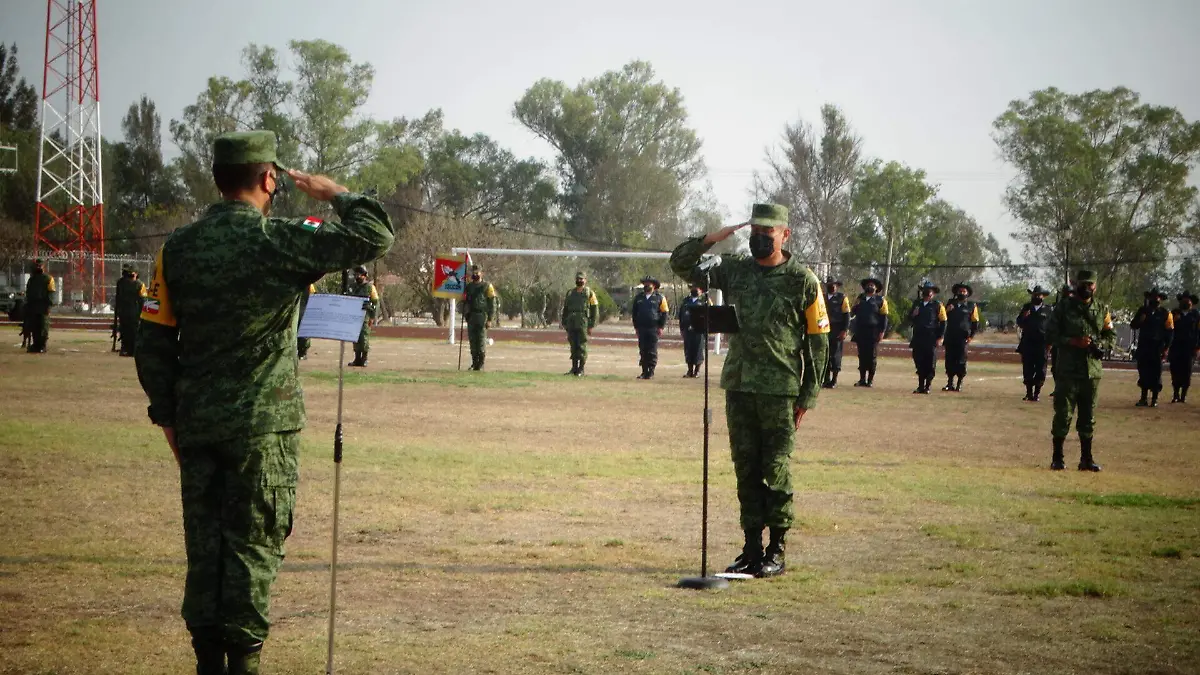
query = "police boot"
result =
(647, 366, 655, 379)
(478, 354, 485, 371)
(725, 528, 763, 575)
(757, 528, 787, 578)
(1023, 384, 1034, 401)
(576, 359, 586, 377)
(637, 366, 650, 380)
(566, 359, 578, 375)
(955, 375, 964, 392)
(1033, 384, 1043, 402)
(829, 370, 839, 388)
(189, 627, 226, 675)
(1050, 437, 1065, 470)
(913, 378, 925, 394)
(1135, 389, 1148, 407)
(942, 377, 955, 392)
(1078, 437, 1101, 472)
(1150, 391, 1158, 408)
(867, 368, 876, 386)
(1182, 385, 1189, 403)
(853, 369, 867, 387)
(226, 642, 262, 675)
(1171, 387, 1180, 403)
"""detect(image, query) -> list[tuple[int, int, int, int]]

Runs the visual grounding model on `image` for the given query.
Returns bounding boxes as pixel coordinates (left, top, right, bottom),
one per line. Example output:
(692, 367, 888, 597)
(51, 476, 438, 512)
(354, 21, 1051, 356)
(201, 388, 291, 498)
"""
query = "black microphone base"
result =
(677, 575, 729, 591)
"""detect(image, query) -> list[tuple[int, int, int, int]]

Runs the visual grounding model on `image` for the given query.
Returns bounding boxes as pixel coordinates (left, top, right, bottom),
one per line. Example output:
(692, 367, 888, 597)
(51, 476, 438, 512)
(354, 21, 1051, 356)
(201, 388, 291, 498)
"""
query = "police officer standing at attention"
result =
(823, 277, 851, 389)
(135, 130, 394, 674)
(1016, 285, 1053, 402)
(348, 265, 379, 367)
(114, 264, 147, 356)
(561, 271, 599, 376)
(632, 275, 670, 379)
(1046, 270, 1114, 471)
(24, 258, 56, 353)
(850, 277, 888, 387)
(670, 203, 829, 579)
(678, 283, 707, 378)
(462, 264, 497, 371)
(1169, 291, 1200, 403)
(908, 281, 946, 394)
(941, 282, 980, 392)
(1130, 288, 1174, 407)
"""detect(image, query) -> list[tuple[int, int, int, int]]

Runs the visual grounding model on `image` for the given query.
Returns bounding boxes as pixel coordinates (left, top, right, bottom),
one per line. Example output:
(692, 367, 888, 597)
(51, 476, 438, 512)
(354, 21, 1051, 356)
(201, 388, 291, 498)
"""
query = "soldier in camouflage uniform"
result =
(462, 264, 497, 371)
(348, 265, 379, 367)
(671, 203, 829, 579)
(24, 258, 56, 353)
(135, 130, 394, 674)
(296, 283, 316, 360)
(114, 265, 147, 356)
(1046, 270, 1114, 472)
(561, 271, 599, 376)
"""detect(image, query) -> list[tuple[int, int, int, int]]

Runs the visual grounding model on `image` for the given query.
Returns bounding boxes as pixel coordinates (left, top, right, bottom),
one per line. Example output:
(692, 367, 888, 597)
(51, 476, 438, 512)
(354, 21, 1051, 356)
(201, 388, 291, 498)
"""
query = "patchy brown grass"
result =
(1, 331, 1198, 674)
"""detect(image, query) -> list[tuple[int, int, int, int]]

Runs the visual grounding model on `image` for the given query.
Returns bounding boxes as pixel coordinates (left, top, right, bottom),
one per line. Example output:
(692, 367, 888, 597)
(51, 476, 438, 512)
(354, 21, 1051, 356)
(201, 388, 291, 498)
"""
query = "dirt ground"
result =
(0, 330, 1197, 674)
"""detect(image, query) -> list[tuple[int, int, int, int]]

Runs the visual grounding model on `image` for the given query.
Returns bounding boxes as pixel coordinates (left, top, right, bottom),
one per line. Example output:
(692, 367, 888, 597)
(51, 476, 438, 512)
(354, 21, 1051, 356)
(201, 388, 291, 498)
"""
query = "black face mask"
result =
(1031, 297, 1044, 306)
(748, 232, 776, 260)
(471, 274, 481, 282)
(690, 289, 700, 297)
(576, 280, 585, 287)
(956, 292, 968, 300)
(1076, 286, 1094, 300)
(643, 285, 653, 293)
(1148, 298, 1160, 307)
(826, 286, 837, 295)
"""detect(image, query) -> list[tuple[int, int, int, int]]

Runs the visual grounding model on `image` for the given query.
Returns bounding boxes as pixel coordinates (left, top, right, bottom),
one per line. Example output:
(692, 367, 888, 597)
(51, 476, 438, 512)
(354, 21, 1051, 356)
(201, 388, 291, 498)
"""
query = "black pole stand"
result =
(678, 272, 729, 591)
(326, 269, 351, 674)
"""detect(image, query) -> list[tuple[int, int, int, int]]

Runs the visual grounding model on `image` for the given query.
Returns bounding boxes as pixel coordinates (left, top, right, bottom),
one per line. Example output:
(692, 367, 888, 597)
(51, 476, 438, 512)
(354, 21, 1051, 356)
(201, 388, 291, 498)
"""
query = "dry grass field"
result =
(1, 330, 1198, 674)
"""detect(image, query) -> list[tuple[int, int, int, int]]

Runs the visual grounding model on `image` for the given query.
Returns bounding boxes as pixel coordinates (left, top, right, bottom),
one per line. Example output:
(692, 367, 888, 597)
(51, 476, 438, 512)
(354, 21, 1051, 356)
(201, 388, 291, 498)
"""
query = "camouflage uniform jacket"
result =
(463, 281, 497, 322)
(348, 278, 379, 322)
(136, 194, 394, 448)
(562, 286, 599, 331)
(670, 236, 830, 408)
(1046, 295, 1115, 380)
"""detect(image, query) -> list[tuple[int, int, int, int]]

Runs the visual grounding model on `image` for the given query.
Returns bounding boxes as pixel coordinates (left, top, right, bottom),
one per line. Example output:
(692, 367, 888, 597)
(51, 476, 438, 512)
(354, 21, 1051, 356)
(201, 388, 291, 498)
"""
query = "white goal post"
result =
(448, 247, 726, 354)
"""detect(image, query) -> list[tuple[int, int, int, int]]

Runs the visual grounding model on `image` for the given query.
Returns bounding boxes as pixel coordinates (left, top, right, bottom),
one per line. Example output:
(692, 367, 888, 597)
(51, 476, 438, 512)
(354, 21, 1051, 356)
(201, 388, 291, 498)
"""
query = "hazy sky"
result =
(2, 0, 1198, 261)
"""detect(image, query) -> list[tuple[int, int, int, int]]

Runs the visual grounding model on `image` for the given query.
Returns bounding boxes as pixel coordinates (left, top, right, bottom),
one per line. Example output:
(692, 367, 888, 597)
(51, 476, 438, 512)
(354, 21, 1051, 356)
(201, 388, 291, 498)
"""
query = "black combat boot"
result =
(758, 528, 787, 578)
(226, 642, 262, 675)
(955, 375, 964, 392)
(1023, 384, 1034, 401)
(853, 369, 867, 387)
(1150, 391, 1158, 408)
(1078, 437, 1101, 472)
(647, 366, 655, 379)
(829, 370, 839, 388)
(566, 359, 578, 375)
(1182, 385, 1189, 403)
(914, 377, 925, 394)
(725, 528, 763, 575)
(1135, 389, 1148, 407)
(1051, 437, 1065, 470)
(189, 627, 226, 675)
(1171, 387, 1180, 403)
(576, 359, 585, 377)
(867, 368, 876, 387)
(637, 365, 649, 380)
(1033, 384, 1042, 402)
(942, 377, 955, 392)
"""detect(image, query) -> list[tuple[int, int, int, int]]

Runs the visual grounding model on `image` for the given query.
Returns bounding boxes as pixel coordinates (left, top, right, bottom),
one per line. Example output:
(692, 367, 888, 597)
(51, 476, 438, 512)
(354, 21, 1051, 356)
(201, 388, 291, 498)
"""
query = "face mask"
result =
(864, 287, 876, 295)
(576, 280, 585, 287)
(471, 274, 480, 282)
(748, 232, 776, 260)
(690, 289, 700, 297)
(643, 285, 653, 293)
(1032, 297, 1044, 306)
(956, 292, 968, 300)
(1076, 286, 1094, 300)
(922, 292, 934, 301)
(827, 286, 837, 295)
(1149, 298, 1160, 307)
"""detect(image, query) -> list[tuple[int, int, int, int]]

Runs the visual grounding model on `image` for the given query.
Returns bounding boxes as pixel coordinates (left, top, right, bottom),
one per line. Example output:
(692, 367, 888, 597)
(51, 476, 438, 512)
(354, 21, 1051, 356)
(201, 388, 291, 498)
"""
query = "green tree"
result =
(844, 160, 938, 295)
(109, 96, 185, 252)
(993, 87, 1200, 307)
(755, 104, 862, 268)
(170, 76, 253, 207)
(0, 43, 37, 131)
(513, 61, 704, 280)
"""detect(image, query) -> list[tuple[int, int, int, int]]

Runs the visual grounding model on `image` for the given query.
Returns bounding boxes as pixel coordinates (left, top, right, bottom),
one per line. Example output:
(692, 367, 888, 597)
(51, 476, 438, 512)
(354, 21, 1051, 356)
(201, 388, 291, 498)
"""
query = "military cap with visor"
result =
(748, 203, 789, 228)
(212, 131, 288, 172)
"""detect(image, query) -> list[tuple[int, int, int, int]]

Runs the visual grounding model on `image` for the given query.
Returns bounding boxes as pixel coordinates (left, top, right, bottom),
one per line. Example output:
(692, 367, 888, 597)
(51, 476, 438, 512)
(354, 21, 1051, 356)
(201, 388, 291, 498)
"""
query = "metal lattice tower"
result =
(34, 0, 105, 305)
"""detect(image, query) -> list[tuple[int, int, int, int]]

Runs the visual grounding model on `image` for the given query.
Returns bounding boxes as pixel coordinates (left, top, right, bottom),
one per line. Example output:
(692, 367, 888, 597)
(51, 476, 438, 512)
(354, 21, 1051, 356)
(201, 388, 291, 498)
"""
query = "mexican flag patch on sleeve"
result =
(300, 217, 323, 232)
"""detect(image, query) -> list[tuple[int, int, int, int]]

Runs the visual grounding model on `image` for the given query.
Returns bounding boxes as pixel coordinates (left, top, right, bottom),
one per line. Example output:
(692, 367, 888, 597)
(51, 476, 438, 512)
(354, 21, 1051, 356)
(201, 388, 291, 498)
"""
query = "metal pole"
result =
(326, 269, 351, 675)
(712, 290, 724, 355)
(447, 298, 456, 345)
(883, 224, 895, 298)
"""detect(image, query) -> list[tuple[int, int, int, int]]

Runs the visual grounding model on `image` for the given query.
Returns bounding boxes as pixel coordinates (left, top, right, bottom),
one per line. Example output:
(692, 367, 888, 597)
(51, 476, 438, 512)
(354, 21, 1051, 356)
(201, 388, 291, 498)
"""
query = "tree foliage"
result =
(994, 87, 1200, 306)
(0, 43, 37, 131)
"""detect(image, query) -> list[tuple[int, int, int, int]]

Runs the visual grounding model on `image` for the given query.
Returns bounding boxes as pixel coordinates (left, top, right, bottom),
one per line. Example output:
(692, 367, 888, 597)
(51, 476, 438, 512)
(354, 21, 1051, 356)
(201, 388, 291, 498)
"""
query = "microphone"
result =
(697, 255, 722, 273)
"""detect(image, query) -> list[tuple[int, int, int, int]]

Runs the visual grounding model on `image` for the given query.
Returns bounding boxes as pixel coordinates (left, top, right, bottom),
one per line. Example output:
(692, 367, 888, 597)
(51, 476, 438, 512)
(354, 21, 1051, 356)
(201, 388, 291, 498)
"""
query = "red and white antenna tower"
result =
(34, 0, 105, 305)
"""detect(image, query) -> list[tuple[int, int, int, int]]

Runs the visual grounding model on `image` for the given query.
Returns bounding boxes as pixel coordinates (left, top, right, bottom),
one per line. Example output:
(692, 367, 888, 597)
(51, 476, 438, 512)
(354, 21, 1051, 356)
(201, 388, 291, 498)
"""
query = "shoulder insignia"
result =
(299, 217, 323, 233)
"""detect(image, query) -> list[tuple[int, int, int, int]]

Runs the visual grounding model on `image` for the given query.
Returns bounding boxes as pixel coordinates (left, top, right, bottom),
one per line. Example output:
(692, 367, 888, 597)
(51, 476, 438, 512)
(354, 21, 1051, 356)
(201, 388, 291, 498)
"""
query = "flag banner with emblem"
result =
(432, 253, 468, 299)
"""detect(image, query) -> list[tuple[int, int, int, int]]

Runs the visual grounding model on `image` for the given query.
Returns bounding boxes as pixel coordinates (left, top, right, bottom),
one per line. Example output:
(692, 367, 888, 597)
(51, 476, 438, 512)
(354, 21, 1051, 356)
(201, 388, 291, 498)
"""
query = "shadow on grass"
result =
(304, 369, 624, 389)
(1058, 493, 1200, 509)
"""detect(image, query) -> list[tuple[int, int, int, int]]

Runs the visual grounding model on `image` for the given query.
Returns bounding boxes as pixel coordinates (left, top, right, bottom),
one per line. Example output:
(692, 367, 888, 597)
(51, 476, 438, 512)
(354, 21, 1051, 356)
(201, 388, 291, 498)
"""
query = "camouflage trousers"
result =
(725, 391, 795, 530)
(467, 315, 488, 365)
(354, 322, 371, 359)
(567, 327, 588, 362)
(1051, 376, 1100, 440)
(180, 432, 299, 647)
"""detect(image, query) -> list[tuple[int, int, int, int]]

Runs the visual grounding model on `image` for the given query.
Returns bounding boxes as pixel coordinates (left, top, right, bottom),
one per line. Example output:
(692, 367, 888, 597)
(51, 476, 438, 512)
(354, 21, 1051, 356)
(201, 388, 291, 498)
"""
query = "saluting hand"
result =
(702, 222, 748, 245)
(287, 170, 349, 201)
(793, 406, 807, 430)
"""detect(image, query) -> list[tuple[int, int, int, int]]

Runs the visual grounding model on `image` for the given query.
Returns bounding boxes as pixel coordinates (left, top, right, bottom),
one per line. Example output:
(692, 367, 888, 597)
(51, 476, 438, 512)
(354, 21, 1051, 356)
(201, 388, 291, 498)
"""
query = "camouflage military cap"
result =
(470, 264, 481, 273)
(575, 271, 586, 280)
(1144, 287, 1167, 300)
(212, 130, 287, 170)
(1076, 270, 1096, 283)
(748, 203, 789, 228)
